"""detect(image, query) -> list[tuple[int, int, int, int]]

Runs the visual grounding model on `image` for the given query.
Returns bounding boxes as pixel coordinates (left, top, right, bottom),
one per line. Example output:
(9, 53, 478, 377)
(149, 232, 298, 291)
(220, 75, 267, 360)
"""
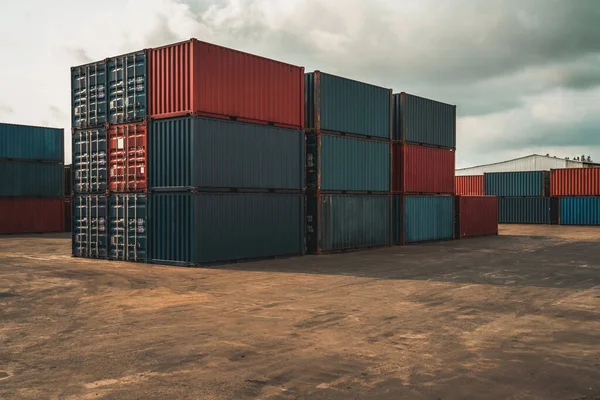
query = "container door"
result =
(108, 51, 147, 124)
(108, 123, 147, 192)
(109, 194, 148, 262)
(72, 62, 108, 129)
(305, 193, 320, 254)
(73, 128, 107, 193)
(73, 195, 108, 258)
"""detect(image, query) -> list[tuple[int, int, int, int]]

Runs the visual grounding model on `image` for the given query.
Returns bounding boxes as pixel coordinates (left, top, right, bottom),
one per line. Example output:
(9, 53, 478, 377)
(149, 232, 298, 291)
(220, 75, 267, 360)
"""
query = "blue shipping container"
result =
(108, 50, 147, 124)
(305, 71, 391, 139)
(392, 93, 456, 149)
(73, 195, 109, 259)
(306, 134, 390, 192)
(72, 61, 108, 129)
(150, 116, 304, 191)
(0, 123, 64, 162)
(72, 127, 107, 193)
(559, 197, 600, 225)
(150, 192, 304, 265)
(485, 171, 550, 197)
(498, 197, 550, 224)
(109, 194, 148, 262)
(0, 161, 62, 197)
(394, 195, 454, 244)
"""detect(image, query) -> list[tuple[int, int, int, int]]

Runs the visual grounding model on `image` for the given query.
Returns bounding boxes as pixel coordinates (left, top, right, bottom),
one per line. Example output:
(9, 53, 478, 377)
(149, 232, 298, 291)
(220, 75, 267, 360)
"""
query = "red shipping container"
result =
(455, 196, 498, 238)
(455, 175, 484, 196)
(148, 39, 305, 129)
(550, 168, 600, 196)
(393, 144, 455, 194)
(0, 198, 64, 234)
(108, 121, 147, 192)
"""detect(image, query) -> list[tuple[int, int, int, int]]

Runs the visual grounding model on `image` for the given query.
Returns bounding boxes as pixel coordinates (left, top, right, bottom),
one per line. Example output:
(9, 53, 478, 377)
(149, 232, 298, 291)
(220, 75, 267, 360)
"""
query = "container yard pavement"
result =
(1, 227, 599, 400)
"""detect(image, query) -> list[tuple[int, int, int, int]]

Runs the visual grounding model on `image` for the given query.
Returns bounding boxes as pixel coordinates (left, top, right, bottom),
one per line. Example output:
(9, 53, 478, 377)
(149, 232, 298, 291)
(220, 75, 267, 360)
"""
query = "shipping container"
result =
(306, 194, 391, 254)
(455, 196, 498, 238)
(0, 198, 64, 234)
(148, 39, 304, 129)
(484, 171, 550, 197)
(392, 144, 455, 194)
(150, 116, 304, 191)
(64, 196, 72, 232)
(72, 195, 109, 258)
(394, 195, 454, 244)
(63, 165, 73, 196)
(72, 61, 108, 129)
(498, 197, 551, 224)
(0, 161, 62, 197)
(559, 197, 600, 225)
(551, 197, 560, 225)
(392, 93, 456, 149)
(109, 194, 148, 261)
(550, 168, 600, 196)
(108, 122, 147, 192)
(73, 127, 107, 193)
(108, 50, 147, 124)
(305, 71, 391, 139)
(0, 122, 64, 162)
(151, 192, 304, 265)
(455, 175, 484, 196)
(306, 134, 390, 193)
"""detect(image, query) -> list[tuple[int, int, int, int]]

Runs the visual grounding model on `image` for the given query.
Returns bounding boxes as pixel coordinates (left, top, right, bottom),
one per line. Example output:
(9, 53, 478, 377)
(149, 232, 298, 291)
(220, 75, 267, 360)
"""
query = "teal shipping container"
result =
(306, 194, 391, 254)
(485, 171, 550, 197)
(0, 123, 64, 162)
(305, 71, 391, 140)
(559, 197, 600, 225)
(109, 194, 148, 262)
(150, 192, 304, 265)
(72, 60, 108, 129)
(394, 195, 454, 244)
(392, 93, 456, 149)
(498, 197, 551, 224)
(0, 161, 62, 197)
(108, 50, 147, 124)
(306, 134, 390, 192)
(72, 194, 108, 259)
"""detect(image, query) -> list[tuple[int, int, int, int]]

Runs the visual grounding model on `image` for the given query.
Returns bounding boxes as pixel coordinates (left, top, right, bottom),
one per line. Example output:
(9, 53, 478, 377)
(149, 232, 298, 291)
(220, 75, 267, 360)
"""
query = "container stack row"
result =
(0, 123, 65, 234)
(550, 168, 600, 225)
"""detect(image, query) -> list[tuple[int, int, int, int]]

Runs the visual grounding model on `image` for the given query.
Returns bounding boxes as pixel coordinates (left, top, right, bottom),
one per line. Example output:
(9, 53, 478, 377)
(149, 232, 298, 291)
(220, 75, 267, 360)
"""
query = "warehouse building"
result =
(456, 154, 600, 176)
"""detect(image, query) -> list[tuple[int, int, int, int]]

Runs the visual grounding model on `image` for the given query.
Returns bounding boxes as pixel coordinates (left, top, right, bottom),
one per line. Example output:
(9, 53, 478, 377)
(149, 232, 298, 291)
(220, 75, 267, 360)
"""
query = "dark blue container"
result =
(107, 50, 147, 124)
(485, 171, 550, 197)
(394, 195, 454, 244)
(109, 194, 148, 262)
(559, 197, 600, 225)
(72, 61, 108, 129)
(0, 161, 62, 197)
(0, 123, 64, 162)
(498, 197, 551, 224)
(72, 127, 107, 193)
(72, 195, 109, 259)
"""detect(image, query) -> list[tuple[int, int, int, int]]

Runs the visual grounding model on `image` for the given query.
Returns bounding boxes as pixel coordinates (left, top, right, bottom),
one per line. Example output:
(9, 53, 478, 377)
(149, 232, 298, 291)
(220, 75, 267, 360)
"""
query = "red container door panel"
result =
(551, 168, 600, 196)
(108, 122, 147, 192)
(457, 196, 498, 238)
(0, 198, 64, 234)
(393, 144, 455, 194)
(455, 175, 484, 196)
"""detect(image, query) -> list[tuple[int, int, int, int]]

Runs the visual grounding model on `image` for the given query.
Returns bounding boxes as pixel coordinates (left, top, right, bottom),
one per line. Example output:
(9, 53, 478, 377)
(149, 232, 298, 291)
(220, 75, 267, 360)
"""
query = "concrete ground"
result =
(0, 225, 599, 400)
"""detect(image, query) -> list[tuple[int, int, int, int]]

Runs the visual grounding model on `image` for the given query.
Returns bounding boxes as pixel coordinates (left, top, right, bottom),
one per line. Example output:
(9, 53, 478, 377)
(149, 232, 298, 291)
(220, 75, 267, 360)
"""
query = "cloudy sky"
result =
(1, 0, 599, 166)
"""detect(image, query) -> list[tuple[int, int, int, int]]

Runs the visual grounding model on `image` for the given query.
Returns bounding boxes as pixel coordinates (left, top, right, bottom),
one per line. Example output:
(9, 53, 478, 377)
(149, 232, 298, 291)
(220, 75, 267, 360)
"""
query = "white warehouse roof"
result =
(456, 154, 599, 176)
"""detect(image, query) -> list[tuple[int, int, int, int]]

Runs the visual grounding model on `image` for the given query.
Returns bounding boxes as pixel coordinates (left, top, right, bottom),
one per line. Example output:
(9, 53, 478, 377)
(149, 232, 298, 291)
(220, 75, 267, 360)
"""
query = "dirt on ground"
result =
(0, 225, 599, 400)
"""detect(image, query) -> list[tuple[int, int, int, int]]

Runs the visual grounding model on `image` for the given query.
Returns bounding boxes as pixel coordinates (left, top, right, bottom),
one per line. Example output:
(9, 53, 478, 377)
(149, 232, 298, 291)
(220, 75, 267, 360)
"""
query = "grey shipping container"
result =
(72, 60, 108, 129)
(108, 50, 148, 124)
(0, 160, 62, 197)
(485, 171, 550, 197)
(306, 194, 391, 254)
(150, 192, 304, 265)
(394, 195, 454, 244)
(0, 122, 64, 162)
(150, 116, 304, 191)
(392, 93, 456, 149)
(498, 197, 551, 224)
(73, 127, 107, 193)
(305, 71, 392, 140)
(306, 134, 390, 192)
(109, 194, 148, 262)
(73, 194, 109, 259)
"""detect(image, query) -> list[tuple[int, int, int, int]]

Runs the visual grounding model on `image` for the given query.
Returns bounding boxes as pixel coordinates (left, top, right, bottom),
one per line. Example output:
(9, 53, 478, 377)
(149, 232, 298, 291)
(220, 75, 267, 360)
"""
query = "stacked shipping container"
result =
(551, 168, 600, 225)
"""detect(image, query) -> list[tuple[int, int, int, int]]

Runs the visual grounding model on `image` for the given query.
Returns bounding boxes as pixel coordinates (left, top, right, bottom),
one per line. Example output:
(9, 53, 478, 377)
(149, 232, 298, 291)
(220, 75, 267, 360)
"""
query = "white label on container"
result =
(117, 138, 124, 149)
(140, 167, 145, 174)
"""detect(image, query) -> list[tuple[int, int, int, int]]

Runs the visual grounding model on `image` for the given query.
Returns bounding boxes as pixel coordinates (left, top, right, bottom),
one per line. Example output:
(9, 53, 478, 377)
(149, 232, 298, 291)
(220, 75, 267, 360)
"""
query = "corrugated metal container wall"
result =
(395, 195, 454, 244)
(306, 134, 390, 192)
(0, 123, 64, 162)
(72, 195, 109, 258)
(498, 197, 550, 224)
(484, 171, 550, 197)
(149, 39, 304, 129)
(306, 194, 391, 253)
(151, 192, 304, 265)
(150, 116, 304, 191)
(107, 50, 147, 124)
(559, 197, 600, 225)
(393, 93, 456, 149)
(0, 161, 62, 197)
(72, 61, 108, 129)
(392, 144, 455, 194)
(455, 175, 484, 196)
(550, 168, 600, 196)
(109, 194, 148, 261)
(305, 72, 391, 139)
(108, 122, 147, 192)
(0, 198, 64, 234)
(73, 128, 107, 193)
(455, 196, 498, 238)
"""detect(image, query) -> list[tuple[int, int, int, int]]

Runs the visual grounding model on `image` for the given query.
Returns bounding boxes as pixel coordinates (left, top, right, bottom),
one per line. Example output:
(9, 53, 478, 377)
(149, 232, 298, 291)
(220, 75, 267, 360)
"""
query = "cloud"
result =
(0, 105, 14, 115)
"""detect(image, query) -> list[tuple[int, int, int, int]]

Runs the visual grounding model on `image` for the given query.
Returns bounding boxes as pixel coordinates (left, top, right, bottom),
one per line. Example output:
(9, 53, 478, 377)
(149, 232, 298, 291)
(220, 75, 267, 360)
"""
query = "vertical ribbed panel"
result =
(551, 168, 600, 196)
(305, 73, 315, 130)
(149, 117, 193, 190)
(107, 50, 147, 124)
(0, 123, 64, 162)
(73, 128, 107, 193)
(0, 161, 62, 197)
(455, 175, 485, 196)
(485, 171, 549, 197)
(559, 197, 600, 225)
(72, 195, 109, 258)
(150, 40, 191, 118)
(498, 197, 550, 224)
(72, 61, 108, 129)
(109, 194, 148, 262)
(0, 198, 64, 234)
(151, 192, 194, 265)
(397, 195, 454, 244)
(455, 196, 498, 238)
(393, 144, 455, 194)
